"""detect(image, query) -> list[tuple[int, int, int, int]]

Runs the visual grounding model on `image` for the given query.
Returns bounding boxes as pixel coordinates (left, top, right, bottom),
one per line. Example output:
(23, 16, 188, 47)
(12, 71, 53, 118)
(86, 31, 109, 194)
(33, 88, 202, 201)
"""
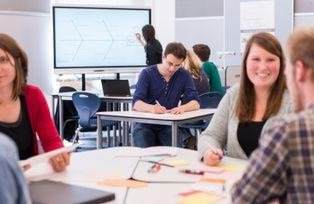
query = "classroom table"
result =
(96, 109, 216, 149)
(51, 91, 132, 139)
(25, 147, 247, 204)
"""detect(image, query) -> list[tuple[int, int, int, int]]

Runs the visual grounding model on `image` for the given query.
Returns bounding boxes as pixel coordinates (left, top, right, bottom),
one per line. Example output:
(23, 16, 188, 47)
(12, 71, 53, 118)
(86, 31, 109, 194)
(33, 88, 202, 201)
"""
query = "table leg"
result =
(97, 116, 103, 149)
(172, 122, 178, 147)
(58, 95, 64, 139)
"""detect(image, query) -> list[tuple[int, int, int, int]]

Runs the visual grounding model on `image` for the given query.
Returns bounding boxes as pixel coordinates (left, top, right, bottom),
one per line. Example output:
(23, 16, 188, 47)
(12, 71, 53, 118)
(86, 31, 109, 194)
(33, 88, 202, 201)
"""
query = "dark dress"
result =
(145, 39, 163, 66)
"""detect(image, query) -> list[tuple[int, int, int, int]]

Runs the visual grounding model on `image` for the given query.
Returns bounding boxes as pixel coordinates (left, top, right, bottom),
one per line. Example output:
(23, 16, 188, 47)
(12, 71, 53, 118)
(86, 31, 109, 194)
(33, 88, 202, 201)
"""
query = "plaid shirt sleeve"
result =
(231, 118, 290, 203)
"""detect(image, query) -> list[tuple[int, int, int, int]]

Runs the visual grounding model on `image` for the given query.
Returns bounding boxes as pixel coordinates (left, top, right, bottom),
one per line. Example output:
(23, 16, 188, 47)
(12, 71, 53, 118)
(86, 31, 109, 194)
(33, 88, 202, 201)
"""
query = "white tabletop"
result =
(97, 109, 216, 121)
(25, 147, 247, 204)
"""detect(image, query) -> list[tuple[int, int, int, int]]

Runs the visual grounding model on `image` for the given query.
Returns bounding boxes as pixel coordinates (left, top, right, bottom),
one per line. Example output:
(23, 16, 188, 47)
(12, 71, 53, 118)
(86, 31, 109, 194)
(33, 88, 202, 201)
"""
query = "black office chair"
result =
(53, 86, 79, 141)
(71, 92, 119, 148)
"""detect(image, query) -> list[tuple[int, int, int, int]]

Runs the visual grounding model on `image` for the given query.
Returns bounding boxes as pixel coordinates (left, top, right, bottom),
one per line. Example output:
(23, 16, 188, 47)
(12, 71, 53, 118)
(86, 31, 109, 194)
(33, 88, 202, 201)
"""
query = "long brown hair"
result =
(235, 32, 286, 122)
(0, 33, 28, 100)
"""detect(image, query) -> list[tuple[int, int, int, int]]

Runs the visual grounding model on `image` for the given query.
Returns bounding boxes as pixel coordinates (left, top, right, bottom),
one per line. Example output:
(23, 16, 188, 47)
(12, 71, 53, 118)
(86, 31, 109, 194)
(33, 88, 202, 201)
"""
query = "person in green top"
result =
(193, 44, 224, 95)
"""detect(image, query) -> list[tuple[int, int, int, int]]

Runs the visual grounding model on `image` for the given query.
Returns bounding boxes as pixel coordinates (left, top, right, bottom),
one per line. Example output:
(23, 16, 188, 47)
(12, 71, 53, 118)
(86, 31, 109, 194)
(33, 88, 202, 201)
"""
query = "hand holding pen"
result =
(203, 147, 224, 166)
(169, 100, 184, 115)
(153, 100, 167, 114)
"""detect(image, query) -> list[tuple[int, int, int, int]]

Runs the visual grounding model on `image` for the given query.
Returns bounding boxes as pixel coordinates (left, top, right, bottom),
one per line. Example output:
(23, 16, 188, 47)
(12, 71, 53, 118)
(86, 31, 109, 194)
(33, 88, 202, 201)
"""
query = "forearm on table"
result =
(180, 100, 200, 112)
(133, 100, 154, 113)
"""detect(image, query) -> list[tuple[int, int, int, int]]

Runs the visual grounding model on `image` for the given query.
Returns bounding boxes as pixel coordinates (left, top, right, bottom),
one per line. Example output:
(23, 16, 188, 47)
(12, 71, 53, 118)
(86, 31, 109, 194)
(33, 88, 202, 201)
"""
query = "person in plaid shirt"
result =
(231, 28, 314, 203)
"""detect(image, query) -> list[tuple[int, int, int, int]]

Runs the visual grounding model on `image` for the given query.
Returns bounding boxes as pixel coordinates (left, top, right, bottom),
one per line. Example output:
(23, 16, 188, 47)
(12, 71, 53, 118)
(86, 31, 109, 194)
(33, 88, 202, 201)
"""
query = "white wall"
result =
(0, 11, 51, 93)
(153, 0, 176, 47)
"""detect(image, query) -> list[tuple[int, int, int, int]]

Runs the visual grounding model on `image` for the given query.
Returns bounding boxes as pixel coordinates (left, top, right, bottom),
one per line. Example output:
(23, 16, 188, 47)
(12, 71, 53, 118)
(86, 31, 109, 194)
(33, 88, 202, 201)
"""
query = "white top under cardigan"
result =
(198, 83, 293, 160)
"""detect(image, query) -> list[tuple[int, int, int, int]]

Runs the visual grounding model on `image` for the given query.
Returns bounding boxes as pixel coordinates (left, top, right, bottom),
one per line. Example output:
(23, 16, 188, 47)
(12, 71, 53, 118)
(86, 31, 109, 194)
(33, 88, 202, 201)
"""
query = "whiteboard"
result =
(53, 7, 150, 69)
(0, 11, 51, 93)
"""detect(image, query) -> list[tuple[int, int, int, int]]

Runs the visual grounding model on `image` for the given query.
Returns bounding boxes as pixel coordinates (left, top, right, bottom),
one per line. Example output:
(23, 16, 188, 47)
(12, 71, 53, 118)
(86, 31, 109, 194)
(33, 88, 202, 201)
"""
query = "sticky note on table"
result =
(200, 166, 224, 174)
(161, 159, 189, 166)
(219, 164, 245, 171)
(178, 192, 224, 204)
(97, 179, 148, 188)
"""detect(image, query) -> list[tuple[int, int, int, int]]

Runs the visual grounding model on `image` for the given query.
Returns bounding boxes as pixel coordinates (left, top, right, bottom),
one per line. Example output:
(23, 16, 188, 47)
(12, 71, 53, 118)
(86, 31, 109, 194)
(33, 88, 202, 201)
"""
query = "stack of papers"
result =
(19, 144, 78, 167)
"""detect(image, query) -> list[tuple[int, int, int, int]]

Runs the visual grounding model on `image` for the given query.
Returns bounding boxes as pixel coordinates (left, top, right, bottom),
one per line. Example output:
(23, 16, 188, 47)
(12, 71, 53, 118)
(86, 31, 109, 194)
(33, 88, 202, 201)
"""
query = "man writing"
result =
(132, 42, 200, 147)
(231, 28, 314, 203)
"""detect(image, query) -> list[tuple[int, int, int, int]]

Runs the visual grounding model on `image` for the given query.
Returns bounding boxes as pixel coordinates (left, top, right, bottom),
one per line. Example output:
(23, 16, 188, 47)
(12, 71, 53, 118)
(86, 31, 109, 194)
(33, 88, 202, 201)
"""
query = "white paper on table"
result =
(115, 146, 178, 157)
(19, 144, 79, 167)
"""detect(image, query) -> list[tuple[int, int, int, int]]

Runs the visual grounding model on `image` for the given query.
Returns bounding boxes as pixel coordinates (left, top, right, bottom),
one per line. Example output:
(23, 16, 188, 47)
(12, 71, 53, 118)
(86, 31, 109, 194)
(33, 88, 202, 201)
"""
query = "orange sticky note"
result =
(178, 192, 224, 204)
(97, 179, 148, 188)
(199, 177, 225, 184)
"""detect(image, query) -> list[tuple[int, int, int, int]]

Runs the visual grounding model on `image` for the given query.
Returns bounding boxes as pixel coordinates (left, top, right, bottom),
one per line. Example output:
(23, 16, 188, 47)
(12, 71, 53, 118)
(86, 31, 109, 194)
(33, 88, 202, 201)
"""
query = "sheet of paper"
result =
(178, 192, 224, 204)
(19, 144, 79, 167)
(115, 146, 178, 157)
(97, 179, 148, 188)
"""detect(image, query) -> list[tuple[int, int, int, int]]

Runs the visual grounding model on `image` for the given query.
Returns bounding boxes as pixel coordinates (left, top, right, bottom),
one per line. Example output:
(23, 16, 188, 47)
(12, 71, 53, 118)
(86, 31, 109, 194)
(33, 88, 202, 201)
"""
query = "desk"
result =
(96, 109, 216, 149)
(51, 92, 132, 139)
(25, 147, 247, 204)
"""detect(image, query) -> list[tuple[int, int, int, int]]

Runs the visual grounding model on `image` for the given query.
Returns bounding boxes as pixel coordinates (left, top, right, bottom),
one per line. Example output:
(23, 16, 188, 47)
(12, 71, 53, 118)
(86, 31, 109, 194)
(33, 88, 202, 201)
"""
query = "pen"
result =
(143, 160, 175, 168)
(179, 169, 204, 175)
(155, 100, 161, 106)
(177, 100, 182, 107)
(211, 147, 223, 160)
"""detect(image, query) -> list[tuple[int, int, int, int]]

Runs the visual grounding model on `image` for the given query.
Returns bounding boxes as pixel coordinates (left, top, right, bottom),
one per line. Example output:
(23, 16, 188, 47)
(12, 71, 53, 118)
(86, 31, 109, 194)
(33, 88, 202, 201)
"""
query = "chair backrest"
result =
(225, 66, 241, 87)
(199, 92, 222, 109)
(54, 86, 78, 130)
(72, 92, 100, 128)
(60, 86, 78, 116)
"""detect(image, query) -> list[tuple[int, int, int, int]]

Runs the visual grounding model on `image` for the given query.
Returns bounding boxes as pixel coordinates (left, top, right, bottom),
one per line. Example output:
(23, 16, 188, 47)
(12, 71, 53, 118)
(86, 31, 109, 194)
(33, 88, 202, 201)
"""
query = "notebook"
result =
(101, 79, 131, 97)
(30, 180, 115, 204)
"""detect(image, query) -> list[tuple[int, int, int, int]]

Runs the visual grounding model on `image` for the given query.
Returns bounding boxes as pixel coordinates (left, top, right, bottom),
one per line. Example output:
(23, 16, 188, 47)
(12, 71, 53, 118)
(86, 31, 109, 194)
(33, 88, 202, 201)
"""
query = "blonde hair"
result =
(182, 50, 202, 79)
(287, 27, 314, 81)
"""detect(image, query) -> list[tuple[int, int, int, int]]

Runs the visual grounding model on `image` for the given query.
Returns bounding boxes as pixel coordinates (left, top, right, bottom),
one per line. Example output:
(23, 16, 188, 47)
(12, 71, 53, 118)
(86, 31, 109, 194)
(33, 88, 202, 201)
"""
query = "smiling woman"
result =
(0, 33, 70, 172)
(198, 32, 293, 166)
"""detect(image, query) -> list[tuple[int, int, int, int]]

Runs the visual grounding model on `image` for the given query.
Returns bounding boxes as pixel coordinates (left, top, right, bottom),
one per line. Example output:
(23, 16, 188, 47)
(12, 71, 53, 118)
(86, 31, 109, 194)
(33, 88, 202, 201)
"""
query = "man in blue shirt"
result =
(132, 42, 200, 147)
(0, 133, 31, 204)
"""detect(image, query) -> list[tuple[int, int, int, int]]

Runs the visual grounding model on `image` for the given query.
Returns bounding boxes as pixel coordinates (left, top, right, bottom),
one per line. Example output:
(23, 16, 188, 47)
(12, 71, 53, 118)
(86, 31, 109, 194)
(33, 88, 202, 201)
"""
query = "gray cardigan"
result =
(198, 84, 293, 160)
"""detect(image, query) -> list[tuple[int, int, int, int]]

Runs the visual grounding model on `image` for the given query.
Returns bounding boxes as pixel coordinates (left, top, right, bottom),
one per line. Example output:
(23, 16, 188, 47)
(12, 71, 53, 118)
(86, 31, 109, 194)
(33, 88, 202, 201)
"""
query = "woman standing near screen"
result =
(136, 24, 163, 66)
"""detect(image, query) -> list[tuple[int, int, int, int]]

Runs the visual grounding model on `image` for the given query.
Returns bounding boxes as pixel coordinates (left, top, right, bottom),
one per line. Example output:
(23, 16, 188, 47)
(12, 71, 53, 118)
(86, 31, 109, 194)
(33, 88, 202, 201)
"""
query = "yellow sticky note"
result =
(178, 192, 223, 204)
(97, 179, 148, 188)
(219, 165, 245, 171)
(161, 159, 189, 166)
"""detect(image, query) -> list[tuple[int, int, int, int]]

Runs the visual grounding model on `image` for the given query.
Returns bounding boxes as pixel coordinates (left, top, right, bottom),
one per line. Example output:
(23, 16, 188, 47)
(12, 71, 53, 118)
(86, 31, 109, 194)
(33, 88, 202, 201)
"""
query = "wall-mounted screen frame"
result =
(53, 6, 151, 74)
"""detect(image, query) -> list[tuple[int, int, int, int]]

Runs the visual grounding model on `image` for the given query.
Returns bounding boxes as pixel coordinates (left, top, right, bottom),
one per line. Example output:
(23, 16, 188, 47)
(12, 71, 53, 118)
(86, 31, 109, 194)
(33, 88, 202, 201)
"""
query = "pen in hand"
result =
(155, 100, 162, 106)
(211, 148, 223, 160)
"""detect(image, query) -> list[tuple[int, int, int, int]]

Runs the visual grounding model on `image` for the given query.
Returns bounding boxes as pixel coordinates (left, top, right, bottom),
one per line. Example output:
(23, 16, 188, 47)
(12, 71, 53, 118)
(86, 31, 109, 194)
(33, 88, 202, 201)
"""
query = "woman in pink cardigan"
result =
(0, 33, 69, 172)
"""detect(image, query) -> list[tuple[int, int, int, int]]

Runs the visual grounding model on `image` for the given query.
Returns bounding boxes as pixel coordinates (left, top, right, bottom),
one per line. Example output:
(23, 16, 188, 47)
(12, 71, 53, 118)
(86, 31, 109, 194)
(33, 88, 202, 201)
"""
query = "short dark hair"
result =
(164, 42, 187, 60)
(142, 24, 156, 43)
(0, 33, 28, 100)
(192, 44, 211, 62)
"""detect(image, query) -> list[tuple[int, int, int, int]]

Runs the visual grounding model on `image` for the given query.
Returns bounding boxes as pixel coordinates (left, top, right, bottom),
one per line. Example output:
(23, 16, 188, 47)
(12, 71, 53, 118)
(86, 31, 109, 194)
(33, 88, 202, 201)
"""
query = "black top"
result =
(0, 96, 34, 160)
(237, 120, 266, 157)
(145, 39, 163, 66)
